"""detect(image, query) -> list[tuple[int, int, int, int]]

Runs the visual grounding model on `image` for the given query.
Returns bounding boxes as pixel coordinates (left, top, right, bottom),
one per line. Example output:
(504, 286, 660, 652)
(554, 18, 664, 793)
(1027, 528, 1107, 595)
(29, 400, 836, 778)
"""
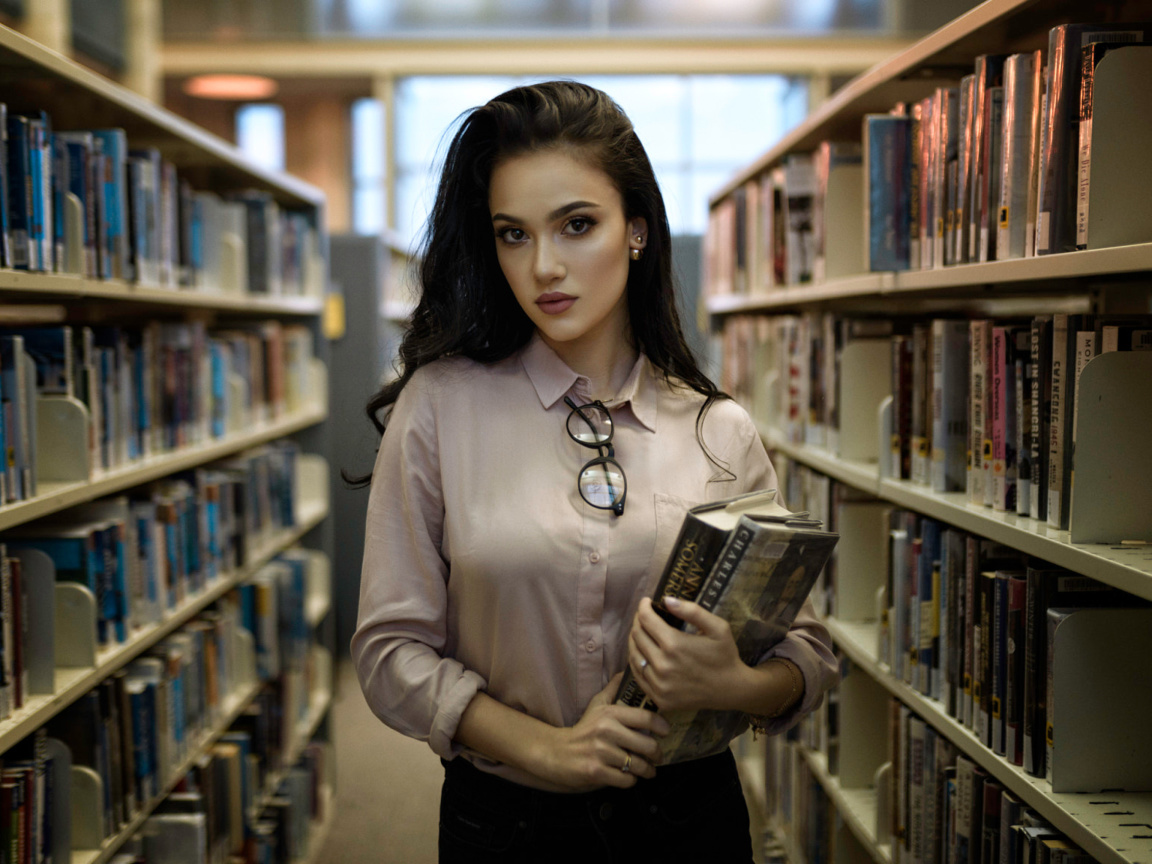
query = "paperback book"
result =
(613, 490, 839, 764)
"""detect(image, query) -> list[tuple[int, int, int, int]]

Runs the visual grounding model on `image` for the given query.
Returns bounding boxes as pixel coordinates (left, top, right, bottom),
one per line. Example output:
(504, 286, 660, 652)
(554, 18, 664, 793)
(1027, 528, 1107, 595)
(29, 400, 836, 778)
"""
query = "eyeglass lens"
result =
(578, 462, 626, 509)
(566, 403, 613, 445)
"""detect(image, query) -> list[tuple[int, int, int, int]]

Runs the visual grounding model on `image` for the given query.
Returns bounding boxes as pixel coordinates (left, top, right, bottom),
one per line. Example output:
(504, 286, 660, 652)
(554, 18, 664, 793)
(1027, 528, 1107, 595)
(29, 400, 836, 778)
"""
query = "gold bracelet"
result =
(748, 658, 803, 737)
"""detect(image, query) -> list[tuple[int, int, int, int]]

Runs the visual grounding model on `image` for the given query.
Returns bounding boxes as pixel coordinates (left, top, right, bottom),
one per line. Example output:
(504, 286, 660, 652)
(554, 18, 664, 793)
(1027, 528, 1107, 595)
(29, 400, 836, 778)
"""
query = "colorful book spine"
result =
(865, 115, 912, 271)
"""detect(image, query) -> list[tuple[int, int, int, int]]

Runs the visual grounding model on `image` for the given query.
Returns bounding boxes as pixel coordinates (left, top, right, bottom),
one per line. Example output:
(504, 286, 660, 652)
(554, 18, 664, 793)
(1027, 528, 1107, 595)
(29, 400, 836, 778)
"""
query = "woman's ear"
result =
(628, 217, 649, 252)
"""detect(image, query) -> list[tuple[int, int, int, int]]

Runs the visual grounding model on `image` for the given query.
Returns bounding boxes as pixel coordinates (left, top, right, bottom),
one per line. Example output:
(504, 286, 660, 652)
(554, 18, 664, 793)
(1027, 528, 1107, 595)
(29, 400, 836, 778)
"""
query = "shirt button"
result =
(589, 551, 601, 563)
(585, 640, 596, 653)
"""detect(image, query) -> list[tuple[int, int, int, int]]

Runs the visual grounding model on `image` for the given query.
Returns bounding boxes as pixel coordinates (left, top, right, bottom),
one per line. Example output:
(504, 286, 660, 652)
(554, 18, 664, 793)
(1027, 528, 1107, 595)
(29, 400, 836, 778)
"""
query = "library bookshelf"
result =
(0, 17, 336, 864)
(705, 2, 1152, 864)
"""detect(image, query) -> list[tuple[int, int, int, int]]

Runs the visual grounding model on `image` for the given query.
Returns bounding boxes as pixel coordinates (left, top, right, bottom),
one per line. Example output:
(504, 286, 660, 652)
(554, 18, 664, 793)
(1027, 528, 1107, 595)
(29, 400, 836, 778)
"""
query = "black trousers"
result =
(438, 749, 754, 863)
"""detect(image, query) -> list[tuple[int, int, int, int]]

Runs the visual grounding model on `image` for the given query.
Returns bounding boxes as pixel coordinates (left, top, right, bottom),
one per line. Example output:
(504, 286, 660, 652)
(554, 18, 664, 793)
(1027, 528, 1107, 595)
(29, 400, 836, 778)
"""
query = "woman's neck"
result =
(541, 325, 638, 402)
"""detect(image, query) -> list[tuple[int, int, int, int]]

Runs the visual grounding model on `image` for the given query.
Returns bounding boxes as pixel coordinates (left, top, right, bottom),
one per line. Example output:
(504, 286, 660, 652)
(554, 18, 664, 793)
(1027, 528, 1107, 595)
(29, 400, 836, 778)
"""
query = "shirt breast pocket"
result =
(633, 492, 702, 607)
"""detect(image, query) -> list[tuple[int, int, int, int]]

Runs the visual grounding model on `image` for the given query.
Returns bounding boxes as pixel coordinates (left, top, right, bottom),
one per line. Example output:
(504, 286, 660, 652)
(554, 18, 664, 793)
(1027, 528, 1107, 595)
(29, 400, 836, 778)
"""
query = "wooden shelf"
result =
(761, 427, 1152, 603)
(72, 677, 265, 864)
(824, 617, 1152, 864)
(0, 494, 329, 754)
(800, 747, 892, 864)
(0, 26, 321, 208)
(0, 270, 324, 315)
(706, 243, 1152, 316)
(0, 405, 326, 533)
(709, 0, 1133, 205)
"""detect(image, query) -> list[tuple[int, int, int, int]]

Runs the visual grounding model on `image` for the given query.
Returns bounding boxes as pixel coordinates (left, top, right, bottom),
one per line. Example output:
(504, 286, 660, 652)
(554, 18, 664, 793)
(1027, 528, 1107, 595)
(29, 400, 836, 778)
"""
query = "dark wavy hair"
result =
(348, 80, 729, 486)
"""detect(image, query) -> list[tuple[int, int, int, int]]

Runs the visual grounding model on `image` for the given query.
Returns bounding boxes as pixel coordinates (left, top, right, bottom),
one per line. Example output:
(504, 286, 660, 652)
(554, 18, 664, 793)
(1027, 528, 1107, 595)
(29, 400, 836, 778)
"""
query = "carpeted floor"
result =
(316, 661, 443, 864)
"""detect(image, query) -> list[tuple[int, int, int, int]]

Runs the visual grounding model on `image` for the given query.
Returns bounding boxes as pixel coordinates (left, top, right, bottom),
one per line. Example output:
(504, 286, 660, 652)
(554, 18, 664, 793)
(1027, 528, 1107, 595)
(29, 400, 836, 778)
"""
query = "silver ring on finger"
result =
(621, 752, 633, 774)
(639, 659, 648, 671)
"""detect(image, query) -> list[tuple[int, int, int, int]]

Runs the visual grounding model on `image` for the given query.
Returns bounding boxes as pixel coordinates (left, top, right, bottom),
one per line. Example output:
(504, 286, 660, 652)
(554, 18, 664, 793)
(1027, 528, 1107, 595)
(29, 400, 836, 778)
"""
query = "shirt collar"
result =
(519, 332, 658, 433)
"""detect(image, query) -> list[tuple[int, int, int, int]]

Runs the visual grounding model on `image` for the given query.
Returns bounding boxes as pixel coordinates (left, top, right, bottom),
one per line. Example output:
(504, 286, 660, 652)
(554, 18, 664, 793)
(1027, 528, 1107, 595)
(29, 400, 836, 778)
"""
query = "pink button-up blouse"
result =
(352, 332, 838, 789)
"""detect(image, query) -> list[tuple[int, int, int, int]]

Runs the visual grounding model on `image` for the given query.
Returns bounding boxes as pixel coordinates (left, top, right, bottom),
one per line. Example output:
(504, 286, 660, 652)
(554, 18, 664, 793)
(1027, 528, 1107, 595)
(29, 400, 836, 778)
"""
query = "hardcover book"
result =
(613, 489, 838, 764)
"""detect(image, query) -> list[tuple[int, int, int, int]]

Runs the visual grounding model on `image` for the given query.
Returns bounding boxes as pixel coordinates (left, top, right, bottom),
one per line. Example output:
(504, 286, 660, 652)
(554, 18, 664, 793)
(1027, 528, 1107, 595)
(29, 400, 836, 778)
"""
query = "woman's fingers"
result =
(629, 627, 662, 681)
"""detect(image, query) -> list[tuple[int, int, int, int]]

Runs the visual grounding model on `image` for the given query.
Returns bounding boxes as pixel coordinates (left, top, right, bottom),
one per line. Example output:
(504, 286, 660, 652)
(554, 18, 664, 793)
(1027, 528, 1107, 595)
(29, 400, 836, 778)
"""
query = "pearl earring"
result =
(630, 248, 642, 261)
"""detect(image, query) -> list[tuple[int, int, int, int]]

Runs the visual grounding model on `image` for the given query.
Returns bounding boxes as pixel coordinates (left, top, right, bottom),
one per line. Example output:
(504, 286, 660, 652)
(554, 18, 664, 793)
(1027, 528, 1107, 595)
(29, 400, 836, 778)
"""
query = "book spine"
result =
(956, 75, 976, 265)
(1005, 574, 1027, 765)
(934, 89, 959, 269)
(968, 321, 985, 504)
(908, 101, 923, 270)
(866, 116, 912, 272)
(977, 571, 995, 745)
(979, 87, 1005, 263)
(991, 573, 1009, 755)
(1075, 45, 1099, 250)
(999, 52, 1040, 260)
(614, 513, 730, 707)
(920, 97, 935, 269)
(1015, 329, 1032, 517)
(1047, 314, 1077, 529)
(909, 716, 927, 864)
(991, 327, 1008, 510)
(1029, 316, 1052, 521)
(893, 335, 913, 479)
(961, 536, 978, 728)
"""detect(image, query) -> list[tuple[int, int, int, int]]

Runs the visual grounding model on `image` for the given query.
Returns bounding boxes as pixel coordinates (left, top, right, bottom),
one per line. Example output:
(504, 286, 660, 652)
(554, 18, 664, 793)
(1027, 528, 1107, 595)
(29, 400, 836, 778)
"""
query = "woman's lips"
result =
(536, 293, 576, 315)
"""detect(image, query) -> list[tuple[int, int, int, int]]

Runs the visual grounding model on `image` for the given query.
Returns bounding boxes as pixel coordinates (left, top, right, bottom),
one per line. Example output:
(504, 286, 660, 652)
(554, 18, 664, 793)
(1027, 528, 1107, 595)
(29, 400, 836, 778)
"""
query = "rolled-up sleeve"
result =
(729, 408, 840, 734)
(350, 370, 486, 759)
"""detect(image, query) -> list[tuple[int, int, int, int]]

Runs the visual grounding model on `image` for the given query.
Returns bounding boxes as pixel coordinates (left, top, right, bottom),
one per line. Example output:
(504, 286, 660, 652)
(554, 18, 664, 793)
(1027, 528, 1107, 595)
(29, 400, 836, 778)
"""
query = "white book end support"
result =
(1069, 351, 1152, 543)
(71, 765, 106, 849)
(220, 232, 246, 294)
(63, 191, 85, 276)
(308, 358, 328, 414)
(822, 163, 865, 281)
(1050, 608, 1152, 792)
(304, 240, 325, 299)
(837, 340, 892, 462)
(873, 761, 891, 844)
(14, 547, 55, 694)
(837, 669, 891, 788)
(55, 583, 98, 668)
(312, 643, 333, 699)
(835, 500, 892, 622)
(1084, 47, 1152, 249)
(874, 585, 888, 660)
(877, 395, 894, 479)
(233, 626, 258, 691)
(45, 738, 73, 856)
(296, 454, 329, 520)
(304, 549, 331, 627)
(227, 373, 246, 434)
(36, 396, 91, 484)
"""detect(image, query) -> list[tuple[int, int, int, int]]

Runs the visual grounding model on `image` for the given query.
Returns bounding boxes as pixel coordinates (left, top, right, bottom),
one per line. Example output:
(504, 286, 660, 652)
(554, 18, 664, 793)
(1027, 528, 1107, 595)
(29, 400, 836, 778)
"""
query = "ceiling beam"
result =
(161, 36, 913, 79)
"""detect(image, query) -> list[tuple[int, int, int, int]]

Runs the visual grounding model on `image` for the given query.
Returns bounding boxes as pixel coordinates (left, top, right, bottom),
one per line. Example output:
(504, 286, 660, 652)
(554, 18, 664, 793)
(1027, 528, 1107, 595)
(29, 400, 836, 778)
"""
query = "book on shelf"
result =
(613, 489, 838, 764)
(864, 115, 912, 272)
(1037, 24, 1152, 256)
(997, 52, 1043, 261)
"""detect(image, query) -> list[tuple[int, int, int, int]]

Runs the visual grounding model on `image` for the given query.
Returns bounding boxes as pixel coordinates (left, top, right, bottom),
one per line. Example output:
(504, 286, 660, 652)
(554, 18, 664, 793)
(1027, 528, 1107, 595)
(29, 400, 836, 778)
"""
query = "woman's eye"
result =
(565, 217, 594, 235)
(498, 227, 526, 243)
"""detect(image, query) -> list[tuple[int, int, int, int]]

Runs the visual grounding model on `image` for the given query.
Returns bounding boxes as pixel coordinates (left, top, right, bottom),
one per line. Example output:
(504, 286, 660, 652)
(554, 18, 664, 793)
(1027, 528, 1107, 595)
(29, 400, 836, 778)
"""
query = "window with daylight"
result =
(235, 103, 286, 174)
(390, 74, 808, 246)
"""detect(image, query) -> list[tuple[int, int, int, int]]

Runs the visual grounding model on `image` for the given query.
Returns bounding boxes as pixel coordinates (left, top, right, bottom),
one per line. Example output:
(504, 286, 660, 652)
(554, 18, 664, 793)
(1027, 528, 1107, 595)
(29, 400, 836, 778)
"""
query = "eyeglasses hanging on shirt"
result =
(564, 396, 627, 516)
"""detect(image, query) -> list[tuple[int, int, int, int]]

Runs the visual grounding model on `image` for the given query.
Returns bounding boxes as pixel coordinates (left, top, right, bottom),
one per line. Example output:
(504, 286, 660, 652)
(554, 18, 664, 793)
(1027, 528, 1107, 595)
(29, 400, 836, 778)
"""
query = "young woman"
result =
(351, 80, 838, 863)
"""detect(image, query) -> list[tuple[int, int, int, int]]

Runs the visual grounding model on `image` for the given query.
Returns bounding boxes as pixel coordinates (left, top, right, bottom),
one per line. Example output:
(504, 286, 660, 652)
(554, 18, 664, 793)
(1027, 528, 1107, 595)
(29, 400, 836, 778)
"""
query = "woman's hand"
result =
(627, 596, 751, 713)
(536, 672, 671, 792)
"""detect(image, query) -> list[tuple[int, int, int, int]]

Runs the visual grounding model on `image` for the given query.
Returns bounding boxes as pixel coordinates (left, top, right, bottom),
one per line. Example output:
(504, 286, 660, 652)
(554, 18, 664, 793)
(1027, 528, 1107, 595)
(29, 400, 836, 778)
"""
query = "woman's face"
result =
(489, 148, 646, 354)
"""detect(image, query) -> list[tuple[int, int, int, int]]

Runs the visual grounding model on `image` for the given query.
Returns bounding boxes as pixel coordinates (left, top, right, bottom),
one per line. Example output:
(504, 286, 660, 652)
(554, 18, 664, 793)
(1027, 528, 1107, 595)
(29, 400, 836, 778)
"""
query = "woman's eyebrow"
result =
(491, 200, 601, 224)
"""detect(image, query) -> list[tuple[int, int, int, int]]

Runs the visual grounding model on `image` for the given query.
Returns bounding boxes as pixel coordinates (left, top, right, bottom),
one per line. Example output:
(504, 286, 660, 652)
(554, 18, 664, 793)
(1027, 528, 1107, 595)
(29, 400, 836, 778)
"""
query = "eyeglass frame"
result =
(563, 395, 627, 516)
